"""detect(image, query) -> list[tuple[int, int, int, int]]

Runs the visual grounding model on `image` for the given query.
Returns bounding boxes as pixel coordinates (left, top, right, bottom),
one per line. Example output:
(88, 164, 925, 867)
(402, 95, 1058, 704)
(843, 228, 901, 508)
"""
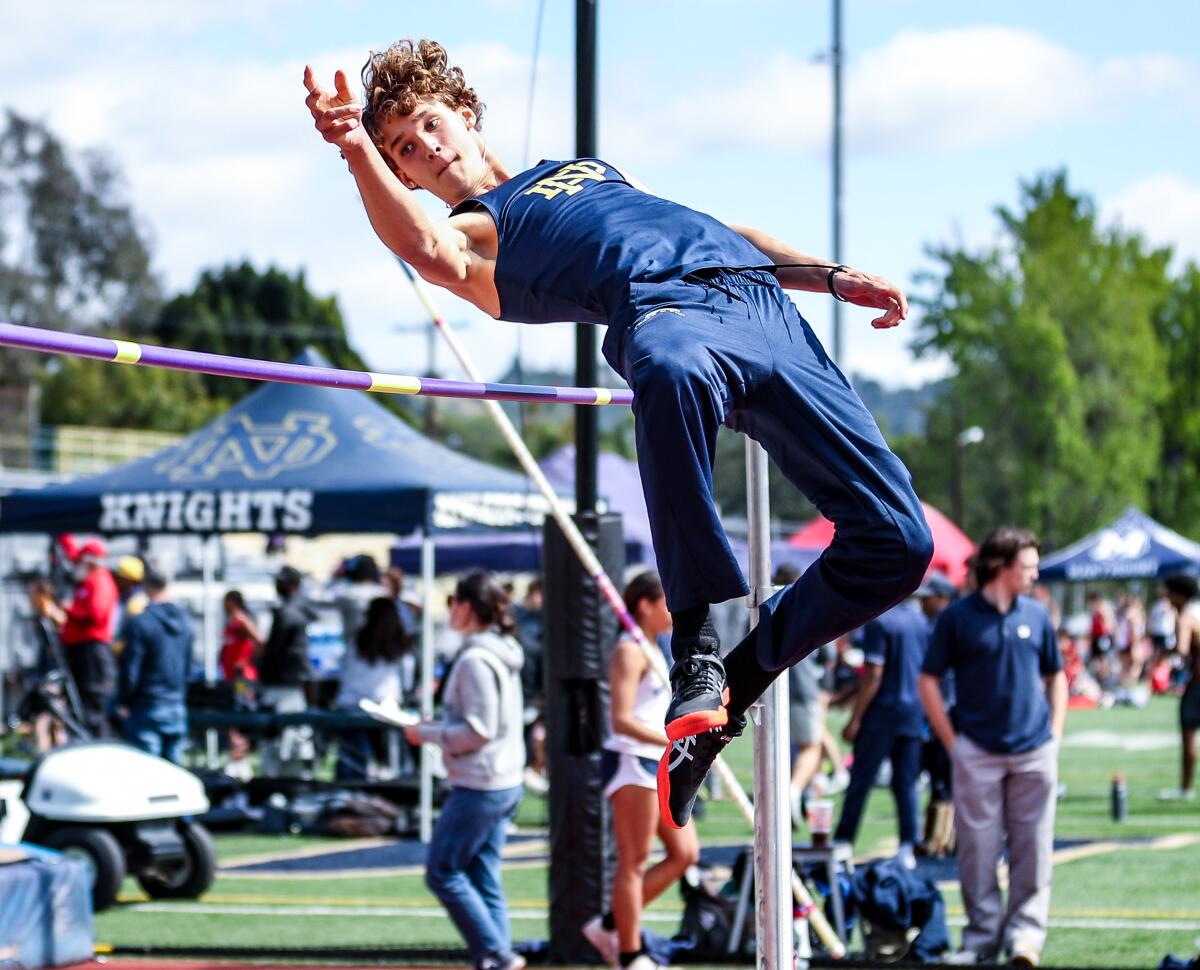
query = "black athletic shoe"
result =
(657, 712, 746, 829)
(665, 652, 729, 739)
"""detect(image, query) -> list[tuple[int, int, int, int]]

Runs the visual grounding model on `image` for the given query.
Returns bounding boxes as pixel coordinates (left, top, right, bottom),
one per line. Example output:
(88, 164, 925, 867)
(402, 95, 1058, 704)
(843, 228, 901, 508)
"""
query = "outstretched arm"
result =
(731, 224, 908, 329)
(302, 66, 472, 287)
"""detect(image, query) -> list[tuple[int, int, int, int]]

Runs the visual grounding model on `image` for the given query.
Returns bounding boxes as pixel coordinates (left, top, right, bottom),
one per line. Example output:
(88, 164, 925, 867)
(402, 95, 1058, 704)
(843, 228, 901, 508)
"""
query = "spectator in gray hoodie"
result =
(406, 569, 526, 970)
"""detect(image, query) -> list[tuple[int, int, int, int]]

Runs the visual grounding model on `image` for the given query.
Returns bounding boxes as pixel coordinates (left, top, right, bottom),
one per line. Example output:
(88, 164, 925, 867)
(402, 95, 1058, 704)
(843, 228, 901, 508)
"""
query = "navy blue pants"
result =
(611, 269, 932, 672)
(834, 726, 922, 847)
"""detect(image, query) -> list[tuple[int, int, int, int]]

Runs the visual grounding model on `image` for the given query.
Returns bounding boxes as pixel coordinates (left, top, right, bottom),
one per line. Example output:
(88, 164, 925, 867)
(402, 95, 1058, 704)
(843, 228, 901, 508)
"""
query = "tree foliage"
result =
(1150, 263, 1200, 537)
(907, 171, 1171, 546)
(0, 110, 161, 387)
(39, 352, 221, 433)
(152, 261, 367, 407)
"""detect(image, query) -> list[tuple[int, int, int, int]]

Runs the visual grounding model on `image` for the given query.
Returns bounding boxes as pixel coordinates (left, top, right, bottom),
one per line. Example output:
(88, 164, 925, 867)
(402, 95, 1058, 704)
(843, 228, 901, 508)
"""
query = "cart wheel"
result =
(137, 819, 216, 899)
(44, 825, 126, 911)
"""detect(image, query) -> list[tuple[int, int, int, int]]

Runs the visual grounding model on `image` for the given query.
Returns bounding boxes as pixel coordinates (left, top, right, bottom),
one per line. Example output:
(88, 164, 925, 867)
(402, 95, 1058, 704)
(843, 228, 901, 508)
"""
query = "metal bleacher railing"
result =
(0, 425, 182, 476)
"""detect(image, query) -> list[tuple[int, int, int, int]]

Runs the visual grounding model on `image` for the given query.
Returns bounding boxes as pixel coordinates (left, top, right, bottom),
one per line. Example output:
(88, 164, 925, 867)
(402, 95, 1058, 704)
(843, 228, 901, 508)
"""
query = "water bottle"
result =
(793, 903, 812, 968)
(1110, 774, 1128, 822)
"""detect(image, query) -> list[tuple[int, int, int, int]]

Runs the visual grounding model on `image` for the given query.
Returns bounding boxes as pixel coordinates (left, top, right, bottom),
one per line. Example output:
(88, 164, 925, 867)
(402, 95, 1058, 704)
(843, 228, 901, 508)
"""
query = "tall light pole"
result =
(954, 425, 985, 529)
(831, 0, 844, 363)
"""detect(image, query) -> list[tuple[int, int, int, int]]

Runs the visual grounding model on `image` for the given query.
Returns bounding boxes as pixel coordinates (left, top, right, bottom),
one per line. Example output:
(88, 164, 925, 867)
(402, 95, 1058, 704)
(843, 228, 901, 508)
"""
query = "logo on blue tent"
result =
(155, 412, 337, 482)
(1090, 528, 1151, 562)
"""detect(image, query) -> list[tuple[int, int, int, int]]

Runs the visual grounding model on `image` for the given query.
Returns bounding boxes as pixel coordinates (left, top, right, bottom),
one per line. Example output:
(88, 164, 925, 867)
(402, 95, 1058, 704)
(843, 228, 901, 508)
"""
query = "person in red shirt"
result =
(57, 537, 118, 738)
(221, 590, 263, 683)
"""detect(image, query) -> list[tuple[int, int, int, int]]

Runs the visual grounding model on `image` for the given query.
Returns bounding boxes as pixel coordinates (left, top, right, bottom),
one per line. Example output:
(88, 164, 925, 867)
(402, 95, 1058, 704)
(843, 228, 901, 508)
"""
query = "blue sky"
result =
(4, 1, 1197, 388)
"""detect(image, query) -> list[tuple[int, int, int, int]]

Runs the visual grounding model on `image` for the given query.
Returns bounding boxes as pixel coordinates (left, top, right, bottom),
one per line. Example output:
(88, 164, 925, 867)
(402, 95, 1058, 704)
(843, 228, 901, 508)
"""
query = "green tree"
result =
(1151, 263, 1200, 536)
(153, 261, 369, 407)
(39, 352, 221, 433)
(0, 110, 160, 337)
(911, 171, 1170, 546)
(0, 111, 196, 440)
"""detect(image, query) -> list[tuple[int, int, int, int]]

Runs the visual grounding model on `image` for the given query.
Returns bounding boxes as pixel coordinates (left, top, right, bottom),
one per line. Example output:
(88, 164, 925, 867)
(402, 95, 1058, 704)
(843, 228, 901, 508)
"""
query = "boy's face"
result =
(997, 547, 1040, 597)
(379, 99, 485, 203)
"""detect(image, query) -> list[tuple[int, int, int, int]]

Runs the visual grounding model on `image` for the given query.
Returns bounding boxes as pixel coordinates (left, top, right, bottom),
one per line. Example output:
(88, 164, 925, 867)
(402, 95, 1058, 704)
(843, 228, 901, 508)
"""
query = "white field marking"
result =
(1062, 730, 1179, 751)
(125, 902, 680, 923)
(1055, 816, 1200, 829)
(946, 916, 1200, 931)
(124, 902, 1200, 931)
(933, 832, 1200, 896)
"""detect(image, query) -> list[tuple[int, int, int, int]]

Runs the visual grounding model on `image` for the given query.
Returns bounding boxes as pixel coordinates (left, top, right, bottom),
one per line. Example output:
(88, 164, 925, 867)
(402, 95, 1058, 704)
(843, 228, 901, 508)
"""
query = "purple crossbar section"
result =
(0, 322, 634, 406)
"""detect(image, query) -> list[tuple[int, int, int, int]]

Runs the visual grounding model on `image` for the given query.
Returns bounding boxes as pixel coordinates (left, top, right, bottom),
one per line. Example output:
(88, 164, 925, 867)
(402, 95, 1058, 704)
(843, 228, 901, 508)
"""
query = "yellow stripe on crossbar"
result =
(368, 372, 422, 395)
(112, 340, 142, 363)
(593, 388, 612, 405)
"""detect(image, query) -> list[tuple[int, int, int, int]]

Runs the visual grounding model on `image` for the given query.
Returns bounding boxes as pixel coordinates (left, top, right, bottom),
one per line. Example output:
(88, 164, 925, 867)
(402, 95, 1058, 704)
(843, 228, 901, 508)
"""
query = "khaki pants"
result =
(952, 734, 1058, 957)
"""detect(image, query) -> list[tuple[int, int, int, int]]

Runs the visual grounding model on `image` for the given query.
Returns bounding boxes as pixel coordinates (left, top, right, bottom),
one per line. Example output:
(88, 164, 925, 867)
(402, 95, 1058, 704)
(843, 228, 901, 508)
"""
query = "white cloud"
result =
(1103, 173, 1200, 265)
(603, 26, 1200, 166)
(852, 28, 1199, 153)
(4, 0, 287, 56)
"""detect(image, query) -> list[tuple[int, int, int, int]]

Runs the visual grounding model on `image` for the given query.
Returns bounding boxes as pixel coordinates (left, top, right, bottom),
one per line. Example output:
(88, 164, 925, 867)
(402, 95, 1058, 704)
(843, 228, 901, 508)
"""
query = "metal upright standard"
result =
(746, 439, 795, 970)
(831, 0, 844, 364)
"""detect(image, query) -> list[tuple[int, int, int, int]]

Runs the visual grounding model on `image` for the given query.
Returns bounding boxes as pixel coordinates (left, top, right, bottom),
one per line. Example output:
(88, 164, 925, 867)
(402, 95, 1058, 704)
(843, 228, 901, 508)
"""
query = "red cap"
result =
(76, 538, 108, 561)
(57, 534, 81, 560)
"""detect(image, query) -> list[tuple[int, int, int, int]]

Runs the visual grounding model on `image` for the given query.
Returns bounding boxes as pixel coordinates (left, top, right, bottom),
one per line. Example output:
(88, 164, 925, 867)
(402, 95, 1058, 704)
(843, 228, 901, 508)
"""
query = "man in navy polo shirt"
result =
(833, 572, 956, 866)
(919, 527, 1066, 966)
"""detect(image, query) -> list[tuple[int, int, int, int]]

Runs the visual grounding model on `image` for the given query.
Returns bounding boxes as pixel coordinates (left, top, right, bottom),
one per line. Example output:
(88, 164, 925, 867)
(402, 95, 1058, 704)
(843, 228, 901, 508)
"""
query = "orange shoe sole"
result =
(664, 687, 730, 740)
(657, 745, 683, 830)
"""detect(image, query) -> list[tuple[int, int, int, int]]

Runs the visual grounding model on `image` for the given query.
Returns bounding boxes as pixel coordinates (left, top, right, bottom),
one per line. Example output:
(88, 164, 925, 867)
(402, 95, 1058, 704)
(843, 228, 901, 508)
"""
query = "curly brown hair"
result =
(361, 39, 485, 173)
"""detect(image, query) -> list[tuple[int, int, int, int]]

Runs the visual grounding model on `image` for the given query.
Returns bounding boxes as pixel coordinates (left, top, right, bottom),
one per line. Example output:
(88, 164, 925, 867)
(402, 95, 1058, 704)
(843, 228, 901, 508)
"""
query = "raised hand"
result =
(302, 65, 368, 153)
(832, 268, 909, 330)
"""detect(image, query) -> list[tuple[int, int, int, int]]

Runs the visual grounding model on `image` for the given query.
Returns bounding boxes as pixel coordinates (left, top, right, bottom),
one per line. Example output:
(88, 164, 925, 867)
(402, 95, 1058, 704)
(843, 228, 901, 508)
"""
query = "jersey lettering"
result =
(524, 160, 608, 200)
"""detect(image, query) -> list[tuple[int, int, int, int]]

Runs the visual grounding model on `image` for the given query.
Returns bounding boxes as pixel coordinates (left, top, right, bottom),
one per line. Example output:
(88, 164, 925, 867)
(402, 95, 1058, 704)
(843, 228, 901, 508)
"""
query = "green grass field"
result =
(93, 698, 1200, 967)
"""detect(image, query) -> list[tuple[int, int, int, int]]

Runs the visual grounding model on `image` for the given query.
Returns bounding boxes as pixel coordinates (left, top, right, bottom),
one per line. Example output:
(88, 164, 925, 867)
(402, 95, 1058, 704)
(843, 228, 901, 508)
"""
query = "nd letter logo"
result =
(524, 160, 608, 200)
(156, 412, 337, 482)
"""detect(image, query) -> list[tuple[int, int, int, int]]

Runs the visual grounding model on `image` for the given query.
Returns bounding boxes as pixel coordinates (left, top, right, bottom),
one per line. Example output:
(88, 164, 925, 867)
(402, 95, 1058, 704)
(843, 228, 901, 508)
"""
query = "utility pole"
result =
(831, 0, 844, 363)
(395, 318, 471, 434)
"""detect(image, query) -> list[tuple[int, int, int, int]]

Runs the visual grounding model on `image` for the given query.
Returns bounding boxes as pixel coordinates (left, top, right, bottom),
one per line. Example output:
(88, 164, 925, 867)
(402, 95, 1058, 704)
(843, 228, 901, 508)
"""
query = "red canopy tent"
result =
(786, 502, 975, 587)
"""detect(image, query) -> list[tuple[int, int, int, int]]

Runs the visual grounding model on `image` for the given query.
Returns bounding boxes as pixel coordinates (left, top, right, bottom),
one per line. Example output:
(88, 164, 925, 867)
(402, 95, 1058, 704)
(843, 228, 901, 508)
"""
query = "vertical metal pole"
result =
(419, 530, 436, 844)
(574, 0, 599, 515)
(203, 534, 220, 765)
(202, 535, 219, 682)
(0, 536, 9, 734)
(746, 439, 794, 970)
(831, 0, 844, 364)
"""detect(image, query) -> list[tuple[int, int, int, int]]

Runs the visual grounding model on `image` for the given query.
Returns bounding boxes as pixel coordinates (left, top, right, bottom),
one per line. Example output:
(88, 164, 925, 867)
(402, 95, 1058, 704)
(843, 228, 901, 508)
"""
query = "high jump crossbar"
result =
(0, 322, 632, 408)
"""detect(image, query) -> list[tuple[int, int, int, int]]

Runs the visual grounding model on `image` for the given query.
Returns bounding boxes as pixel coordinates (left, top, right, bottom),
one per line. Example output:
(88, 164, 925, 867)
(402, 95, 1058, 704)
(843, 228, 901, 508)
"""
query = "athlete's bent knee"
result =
(668, 841, 701, 871)
(891, 511, 934, 596)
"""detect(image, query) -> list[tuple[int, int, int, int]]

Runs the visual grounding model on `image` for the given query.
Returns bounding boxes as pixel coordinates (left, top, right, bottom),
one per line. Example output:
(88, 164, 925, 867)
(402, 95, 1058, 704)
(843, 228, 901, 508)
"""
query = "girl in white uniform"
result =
(584, 572, 698, 970)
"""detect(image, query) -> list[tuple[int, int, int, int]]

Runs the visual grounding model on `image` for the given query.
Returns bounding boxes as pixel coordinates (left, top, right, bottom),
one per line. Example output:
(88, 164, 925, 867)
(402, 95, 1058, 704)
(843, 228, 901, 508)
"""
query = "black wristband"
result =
(828, 265, 850, 302)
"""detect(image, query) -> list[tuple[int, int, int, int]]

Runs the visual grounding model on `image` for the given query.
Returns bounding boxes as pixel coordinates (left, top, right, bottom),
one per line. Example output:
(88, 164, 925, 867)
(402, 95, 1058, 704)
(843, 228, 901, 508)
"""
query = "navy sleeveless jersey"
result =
(451, 158, 770, 332)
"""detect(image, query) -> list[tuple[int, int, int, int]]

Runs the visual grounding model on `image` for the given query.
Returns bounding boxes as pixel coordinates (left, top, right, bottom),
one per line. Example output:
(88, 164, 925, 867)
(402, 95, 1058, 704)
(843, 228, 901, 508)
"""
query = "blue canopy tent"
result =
(390, 444, 650, 575)
(0, 349, 549, 538)
(1038, 506, 1200, 582)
